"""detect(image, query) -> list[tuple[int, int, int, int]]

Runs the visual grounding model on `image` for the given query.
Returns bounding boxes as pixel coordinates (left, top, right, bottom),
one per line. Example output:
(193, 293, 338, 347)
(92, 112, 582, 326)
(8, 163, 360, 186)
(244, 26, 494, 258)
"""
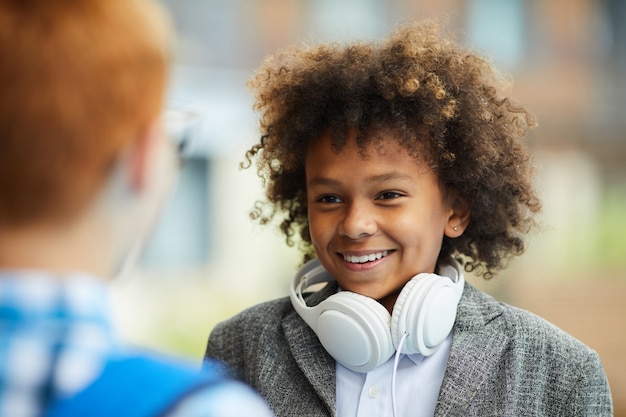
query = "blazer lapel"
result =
(283, 282, 338, 415)
(434, 284, 508, 417)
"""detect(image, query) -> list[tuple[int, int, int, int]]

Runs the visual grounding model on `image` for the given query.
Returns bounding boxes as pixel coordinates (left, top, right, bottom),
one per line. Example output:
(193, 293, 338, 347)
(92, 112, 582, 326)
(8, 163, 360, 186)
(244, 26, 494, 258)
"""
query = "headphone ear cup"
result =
(391, 273, 459, 356)
(315, 291, 394, 373)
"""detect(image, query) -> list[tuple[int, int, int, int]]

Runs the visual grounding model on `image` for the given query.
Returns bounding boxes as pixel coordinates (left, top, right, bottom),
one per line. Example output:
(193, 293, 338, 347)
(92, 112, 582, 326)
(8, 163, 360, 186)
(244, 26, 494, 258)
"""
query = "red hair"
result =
(0, 0, 171, 225)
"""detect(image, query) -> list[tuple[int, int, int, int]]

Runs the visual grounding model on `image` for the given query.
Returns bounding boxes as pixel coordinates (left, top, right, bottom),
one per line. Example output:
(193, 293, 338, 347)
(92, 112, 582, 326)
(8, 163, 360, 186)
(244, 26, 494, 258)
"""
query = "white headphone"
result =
(289, 257, 464, 373)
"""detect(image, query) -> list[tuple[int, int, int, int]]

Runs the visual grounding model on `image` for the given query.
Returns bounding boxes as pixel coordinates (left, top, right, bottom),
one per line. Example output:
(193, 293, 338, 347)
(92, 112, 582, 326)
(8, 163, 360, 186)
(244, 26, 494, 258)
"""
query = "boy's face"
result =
(305, 129, 464, 312)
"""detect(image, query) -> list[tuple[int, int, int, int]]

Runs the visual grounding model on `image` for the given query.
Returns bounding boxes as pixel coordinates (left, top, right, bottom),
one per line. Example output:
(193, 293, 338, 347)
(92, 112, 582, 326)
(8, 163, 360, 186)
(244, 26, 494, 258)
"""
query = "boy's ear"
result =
(444, 191, 470, 238)
(128, 119, 161, 192)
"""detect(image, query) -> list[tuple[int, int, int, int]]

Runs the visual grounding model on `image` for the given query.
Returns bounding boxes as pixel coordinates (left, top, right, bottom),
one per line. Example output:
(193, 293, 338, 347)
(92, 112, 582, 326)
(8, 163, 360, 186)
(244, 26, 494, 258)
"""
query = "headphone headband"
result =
(290, 261, 334, 327)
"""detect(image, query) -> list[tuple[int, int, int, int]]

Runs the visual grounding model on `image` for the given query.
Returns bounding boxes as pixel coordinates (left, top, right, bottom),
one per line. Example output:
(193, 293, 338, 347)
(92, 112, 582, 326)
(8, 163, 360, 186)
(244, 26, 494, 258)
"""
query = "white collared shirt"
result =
(336, 333, 452, 417)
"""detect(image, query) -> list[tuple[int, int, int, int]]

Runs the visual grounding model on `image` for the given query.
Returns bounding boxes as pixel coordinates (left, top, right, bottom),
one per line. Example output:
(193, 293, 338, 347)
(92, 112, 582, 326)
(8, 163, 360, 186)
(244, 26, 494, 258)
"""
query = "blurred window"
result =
(604, 0, 626, 72)
(305, 0, 389, 41)
(465, 0, 526, 69)
(141, 156, 211, 268)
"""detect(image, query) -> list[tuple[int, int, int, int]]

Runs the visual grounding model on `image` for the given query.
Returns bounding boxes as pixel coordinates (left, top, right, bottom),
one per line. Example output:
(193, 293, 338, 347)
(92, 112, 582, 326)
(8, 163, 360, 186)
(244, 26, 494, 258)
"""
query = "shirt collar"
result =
(0, 270, 113, 332)
(406, 352, 426, 366)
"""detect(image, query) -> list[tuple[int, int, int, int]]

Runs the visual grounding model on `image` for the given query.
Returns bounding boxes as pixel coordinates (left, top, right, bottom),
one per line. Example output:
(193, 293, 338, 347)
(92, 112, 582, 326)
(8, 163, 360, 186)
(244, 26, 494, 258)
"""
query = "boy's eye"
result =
(318, 195, 343, 203)
(377, 191, 404, 200)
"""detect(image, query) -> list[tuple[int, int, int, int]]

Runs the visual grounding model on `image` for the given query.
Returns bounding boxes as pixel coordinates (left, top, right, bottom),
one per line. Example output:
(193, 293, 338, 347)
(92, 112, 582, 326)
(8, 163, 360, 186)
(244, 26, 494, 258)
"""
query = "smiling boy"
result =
(204, 21, 612, 416)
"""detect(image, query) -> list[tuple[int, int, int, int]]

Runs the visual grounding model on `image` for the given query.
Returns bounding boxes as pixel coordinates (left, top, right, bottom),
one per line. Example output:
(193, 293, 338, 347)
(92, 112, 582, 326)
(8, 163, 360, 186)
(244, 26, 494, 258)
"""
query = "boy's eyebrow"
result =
(367, 172, 414, 183)
(308, 172, 414, 187)
(307, 176, 340, 187)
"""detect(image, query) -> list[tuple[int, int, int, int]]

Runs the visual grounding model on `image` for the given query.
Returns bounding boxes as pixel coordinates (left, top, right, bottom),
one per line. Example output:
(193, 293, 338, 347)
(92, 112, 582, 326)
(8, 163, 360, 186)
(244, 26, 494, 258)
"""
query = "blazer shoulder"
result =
(460, 283, 596, 358)
(450, 284, 612, 415)
(501, 300, 596, 358)
(222, 296, 293, 328)
(205, 296, 294, 378)
(208, 296, 294, 352)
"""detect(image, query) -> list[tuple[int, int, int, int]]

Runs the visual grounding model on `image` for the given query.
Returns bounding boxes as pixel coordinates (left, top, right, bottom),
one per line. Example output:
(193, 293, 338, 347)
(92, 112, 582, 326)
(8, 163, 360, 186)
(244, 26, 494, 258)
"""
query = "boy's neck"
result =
(0, 211, 114, 279)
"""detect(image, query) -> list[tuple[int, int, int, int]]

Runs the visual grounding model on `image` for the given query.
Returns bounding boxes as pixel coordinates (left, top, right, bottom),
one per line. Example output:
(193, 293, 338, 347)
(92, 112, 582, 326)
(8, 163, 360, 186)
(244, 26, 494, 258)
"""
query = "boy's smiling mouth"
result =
(341, 250, 390, 264)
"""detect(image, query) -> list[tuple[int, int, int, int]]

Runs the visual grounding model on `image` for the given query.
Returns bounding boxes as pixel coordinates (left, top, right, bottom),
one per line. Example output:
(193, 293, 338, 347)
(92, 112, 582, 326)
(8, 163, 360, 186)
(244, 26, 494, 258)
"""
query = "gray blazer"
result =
(205, 282, 612, 416)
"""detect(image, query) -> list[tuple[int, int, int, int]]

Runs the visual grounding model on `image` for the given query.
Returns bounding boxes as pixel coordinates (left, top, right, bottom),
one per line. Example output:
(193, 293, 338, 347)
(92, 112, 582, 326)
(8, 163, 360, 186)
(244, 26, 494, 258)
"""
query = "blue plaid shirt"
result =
(0, 273, 274, 417)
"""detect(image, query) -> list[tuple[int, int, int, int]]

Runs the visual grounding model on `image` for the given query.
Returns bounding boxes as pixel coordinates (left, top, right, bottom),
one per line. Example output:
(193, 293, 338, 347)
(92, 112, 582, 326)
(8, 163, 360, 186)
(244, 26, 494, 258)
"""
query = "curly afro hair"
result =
(244, 20, 541, 279)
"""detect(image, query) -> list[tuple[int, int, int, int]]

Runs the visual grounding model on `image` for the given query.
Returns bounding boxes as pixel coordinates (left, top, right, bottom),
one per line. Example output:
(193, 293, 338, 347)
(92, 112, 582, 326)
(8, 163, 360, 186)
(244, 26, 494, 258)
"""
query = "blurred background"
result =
(110, 0, 626, 414)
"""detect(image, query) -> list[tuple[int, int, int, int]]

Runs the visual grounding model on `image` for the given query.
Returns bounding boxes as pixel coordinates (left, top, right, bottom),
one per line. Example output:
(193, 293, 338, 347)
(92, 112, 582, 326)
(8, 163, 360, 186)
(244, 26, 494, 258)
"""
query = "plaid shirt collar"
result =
(0, 272, 117, 417)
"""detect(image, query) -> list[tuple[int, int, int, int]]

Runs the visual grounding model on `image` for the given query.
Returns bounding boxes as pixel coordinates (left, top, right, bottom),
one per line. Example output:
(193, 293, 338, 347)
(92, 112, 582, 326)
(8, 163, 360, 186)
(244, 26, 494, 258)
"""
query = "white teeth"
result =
(343, 250, 389, 264)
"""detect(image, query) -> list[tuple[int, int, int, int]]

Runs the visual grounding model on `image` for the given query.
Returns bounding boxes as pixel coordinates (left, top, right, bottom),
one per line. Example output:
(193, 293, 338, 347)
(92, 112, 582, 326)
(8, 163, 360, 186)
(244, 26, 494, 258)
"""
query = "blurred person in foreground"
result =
(0, 1, 274, 416)
(204, 21, 612, 416)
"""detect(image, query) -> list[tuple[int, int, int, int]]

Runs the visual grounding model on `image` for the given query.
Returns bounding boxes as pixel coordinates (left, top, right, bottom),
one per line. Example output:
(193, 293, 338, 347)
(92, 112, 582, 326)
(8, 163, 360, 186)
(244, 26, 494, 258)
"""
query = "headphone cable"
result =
(391, 332, 408, 417)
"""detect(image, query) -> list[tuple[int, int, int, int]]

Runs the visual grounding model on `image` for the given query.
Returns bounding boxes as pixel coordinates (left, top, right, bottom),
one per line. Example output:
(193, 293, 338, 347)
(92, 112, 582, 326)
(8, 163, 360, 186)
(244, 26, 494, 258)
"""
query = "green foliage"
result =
(592, 188, 626, 269)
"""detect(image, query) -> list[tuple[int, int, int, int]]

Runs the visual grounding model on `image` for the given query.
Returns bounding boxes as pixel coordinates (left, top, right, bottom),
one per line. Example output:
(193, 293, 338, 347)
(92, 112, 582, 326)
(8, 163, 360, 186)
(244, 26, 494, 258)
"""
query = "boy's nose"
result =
(338, 203, 377, 239)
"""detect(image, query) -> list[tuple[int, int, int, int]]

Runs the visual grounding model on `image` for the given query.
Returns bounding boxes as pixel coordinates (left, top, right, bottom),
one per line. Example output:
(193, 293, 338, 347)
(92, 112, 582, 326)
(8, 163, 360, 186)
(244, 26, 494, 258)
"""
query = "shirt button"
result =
(367, 386, 378, 399)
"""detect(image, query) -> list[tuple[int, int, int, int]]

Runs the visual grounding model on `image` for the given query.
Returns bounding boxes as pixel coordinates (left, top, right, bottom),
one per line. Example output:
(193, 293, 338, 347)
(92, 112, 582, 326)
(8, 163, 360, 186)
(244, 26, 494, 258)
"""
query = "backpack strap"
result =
(44, 355, 227, 417)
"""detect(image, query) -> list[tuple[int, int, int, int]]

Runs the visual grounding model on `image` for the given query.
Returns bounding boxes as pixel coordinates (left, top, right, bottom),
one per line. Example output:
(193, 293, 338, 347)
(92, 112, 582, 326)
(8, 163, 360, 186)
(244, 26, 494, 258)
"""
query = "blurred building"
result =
(112, 0, 626, 413)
